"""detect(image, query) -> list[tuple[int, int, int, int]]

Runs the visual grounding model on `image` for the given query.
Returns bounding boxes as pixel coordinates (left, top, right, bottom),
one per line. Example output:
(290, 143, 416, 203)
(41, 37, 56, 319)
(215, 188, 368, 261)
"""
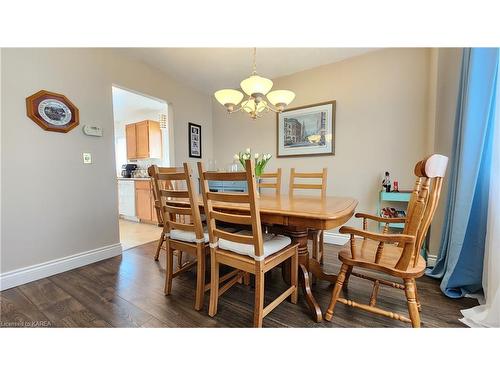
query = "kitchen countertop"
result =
(117, 177, 151, 181)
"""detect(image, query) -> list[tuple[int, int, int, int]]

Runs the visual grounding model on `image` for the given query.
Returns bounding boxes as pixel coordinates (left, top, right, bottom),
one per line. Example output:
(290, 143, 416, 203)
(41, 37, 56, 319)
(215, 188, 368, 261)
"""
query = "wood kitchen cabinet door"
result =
(135, 121, 150, 159)
(125, 124, 137, 160)
(125, 120, 162, 160)
(147, 121, 162, 159)
(135, 186, 152, 222)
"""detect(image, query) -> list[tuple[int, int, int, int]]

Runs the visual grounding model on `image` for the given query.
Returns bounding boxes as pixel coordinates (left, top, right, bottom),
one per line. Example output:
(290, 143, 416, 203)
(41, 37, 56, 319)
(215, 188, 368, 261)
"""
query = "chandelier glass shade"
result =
(214, 48, 296, 119)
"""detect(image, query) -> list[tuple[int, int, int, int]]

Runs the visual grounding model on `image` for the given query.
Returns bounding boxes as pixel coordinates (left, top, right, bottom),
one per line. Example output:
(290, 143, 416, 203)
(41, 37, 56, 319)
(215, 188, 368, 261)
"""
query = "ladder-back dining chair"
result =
(324, 154, 448, 327)
(149, 165, 183, 261)
(152, 163, 211, 311)
(289, 168, 328, 266)
(257, 168, 282, 194)
(198, 159, 298, 327)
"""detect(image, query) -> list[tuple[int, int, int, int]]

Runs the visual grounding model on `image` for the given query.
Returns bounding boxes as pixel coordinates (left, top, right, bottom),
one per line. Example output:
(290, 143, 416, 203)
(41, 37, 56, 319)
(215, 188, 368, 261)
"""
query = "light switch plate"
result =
(83, 152, 92, 164)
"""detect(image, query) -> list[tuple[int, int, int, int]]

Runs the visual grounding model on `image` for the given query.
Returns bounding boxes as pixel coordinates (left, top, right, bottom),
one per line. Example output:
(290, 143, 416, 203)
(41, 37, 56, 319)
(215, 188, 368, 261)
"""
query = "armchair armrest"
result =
(339, 226, 415, 244)
(355, 212, 406, 223)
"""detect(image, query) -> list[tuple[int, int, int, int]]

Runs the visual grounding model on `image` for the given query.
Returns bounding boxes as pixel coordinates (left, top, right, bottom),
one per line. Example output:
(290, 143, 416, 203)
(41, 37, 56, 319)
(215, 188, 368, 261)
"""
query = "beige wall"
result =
(1, 48, 213, 274)
(428, 48, 462, 254)
(213, 48, 432, 234)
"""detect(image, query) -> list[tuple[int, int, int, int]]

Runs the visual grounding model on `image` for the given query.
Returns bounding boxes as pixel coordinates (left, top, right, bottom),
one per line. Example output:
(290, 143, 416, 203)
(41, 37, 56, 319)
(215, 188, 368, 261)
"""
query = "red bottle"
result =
(393, 180, 399, 192)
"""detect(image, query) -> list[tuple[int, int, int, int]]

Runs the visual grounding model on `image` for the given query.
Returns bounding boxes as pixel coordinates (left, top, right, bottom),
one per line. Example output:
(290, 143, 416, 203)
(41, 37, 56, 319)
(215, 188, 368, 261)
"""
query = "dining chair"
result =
(289, 168, 328, 267)
(257, 168, 282, 194)
(152, 163, 217, 311)
(149, 166, 182, 261)
(198, 159, 298, 327)
(324, 154, 448, 327)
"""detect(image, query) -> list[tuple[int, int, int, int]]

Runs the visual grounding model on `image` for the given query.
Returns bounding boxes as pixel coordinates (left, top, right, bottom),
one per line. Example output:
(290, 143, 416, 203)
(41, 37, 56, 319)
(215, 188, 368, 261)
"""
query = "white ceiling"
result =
(119, 48, 376, 94)
(112, 86, 166, 124)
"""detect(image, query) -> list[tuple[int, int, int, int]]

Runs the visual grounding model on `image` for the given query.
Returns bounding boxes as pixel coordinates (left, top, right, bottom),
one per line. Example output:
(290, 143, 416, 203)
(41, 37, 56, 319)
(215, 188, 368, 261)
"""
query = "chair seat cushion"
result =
(219, 230, 292, 260)
(338, 237, 426, 277)
(170, 229, 209, 243)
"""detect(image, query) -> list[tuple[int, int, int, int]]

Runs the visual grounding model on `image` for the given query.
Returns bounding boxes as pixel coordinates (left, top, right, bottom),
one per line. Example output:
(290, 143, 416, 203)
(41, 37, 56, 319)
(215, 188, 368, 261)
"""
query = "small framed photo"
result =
(188, 122, 202, 158)
(277, 100, 336, 157)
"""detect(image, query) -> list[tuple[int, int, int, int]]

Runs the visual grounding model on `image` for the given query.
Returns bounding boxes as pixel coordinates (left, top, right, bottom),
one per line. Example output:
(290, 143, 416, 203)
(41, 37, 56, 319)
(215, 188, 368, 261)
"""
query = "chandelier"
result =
(214, 48, 296, 119)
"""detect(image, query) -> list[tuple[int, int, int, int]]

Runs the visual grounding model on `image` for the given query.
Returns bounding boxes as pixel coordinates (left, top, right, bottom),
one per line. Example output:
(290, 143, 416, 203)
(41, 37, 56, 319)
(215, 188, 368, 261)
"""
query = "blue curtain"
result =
(427, 48, 499, 298)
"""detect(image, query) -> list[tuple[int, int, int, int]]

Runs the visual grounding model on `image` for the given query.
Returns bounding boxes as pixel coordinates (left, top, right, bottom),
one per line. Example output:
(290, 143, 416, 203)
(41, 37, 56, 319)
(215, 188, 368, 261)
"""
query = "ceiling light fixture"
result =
(214, 48, 295, 119)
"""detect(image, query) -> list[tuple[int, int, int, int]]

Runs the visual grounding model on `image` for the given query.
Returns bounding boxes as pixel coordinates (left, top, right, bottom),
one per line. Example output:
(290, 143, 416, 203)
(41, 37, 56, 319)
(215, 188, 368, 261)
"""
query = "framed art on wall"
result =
(188, 122, 202, 158)
(277, 100, 335, 157)
(26, 90, 80, 133)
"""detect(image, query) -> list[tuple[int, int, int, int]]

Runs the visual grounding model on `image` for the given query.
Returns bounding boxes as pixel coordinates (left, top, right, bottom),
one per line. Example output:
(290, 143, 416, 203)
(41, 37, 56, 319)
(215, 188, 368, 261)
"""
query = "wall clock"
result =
(26, 90, 80, 133)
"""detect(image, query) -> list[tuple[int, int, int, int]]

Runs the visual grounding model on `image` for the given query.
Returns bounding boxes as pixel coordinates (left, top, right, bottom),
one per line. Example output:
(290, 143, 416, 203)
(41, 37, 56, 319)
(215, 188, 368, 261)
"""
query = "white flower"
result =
(233, 154, 239, 160)
(243, 154, 249, 160)
(254, 153, 259, 159)
(245, 148, 251, 153)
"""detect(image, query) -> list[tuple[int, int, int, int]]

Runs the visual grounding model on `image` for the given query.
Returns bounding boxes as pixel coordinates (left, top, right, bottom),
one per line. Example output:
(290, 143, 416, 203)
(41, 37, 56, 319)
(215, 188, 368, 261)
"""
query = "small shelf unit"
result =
(377, 190, 411, 229)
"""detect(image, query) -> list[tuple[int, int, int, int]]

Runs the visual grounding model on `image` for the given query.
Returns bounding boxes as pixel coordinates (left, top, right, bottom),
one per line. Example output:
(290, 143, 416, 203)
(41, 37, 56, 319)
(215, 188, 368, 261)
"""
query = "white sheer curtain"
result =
(460, 61, 500, 327)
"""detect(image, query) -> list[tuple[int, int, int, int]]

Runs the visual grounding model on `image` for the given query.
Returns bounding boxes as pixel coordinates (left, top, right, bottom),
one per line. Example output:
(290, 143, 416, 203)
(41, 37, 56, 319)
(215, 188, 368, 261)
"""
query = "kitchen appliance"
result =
(121, 163, 137, 178)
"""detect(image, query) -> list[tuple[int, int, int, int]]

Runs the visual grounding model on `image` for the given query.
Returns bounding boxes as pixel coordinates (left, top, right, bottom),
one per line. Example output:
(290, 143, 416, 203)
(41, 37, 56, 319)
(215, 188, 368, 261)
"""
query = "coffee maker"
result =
(121, 163, 137, 178)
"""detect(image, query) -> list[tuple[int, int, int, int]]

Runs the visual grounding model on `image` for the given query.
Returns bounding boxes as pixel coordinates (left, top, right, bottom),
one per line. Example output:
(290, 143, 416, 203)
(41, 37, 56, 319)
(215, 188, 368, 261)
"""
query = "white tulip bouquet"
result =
(234, 148, 272, 178)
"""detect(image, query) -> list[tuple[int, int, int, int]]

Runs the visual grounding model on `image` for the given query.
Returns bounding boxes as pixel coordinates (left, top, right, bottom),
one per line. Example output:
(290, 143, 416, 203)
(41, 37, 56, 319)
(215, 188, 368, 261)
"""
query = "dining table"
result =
(173, 193, 358, 322)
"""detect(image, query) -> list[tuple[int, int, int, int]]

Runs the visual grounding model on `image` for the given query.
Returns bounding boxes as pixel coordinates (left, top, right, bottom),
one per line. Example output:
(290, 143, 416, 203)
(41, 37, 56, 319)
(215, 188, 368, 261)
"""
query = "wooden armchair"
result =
(289, 168, 328, 267)
(198, 160, 298, 327)
(324, 154, 448, 327)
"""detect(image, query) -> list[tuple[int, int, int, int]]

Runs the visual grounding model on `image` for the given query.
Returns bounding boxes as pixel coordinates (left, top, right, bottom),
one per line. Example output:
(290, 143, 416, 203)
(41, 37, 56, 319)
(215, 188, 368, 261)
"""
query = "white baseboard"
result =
(323, 232, 350, 246)
(0, 243, 123, 291)
(119, 214, 139, 222)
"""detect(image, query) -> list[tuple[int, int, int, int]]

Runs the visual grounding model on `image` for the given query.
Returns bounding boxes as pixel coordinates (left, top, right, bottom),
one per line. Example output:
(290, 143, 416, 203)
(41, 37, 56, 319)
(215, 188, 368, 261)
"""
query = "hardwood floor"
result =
(0, 241, 477, 328)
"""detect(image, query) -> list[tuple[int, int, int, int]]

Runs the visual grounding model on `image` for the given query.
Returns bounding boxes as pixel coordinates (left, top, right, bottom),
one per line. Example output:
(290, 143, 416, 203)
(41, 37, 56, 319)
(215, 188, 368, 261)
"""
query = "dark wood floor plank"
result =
(0, 288, 52, 327)
(1, 240, 477, 328)
(49, 270, 154, 328)
(18, 278, 111, 328)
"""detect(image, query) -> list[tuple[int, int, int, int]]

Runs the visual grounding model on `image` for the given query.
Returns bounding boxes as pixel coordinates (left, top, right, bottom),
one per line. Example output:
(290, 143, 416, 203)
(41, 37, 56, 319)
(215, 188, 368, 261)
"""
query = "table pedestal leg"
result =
(284, 228, 323, 323)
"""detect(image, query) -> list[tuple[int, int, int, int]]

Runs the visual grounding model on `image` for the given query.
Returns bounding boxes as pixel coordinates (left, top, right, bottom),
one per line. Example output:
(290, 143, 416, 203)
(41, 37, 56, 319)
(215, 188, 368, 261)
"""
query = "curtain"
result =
(426, 48, 499, 298)
(460, 60, 500, 327)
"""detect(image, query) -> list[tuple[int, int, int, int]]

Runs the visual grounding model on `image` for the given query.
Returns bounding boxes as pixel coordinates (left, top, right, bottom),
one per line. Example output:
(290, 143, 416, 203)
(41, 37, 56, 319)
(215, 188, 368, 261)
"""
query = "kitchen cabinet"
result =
(125, 120, 162, 160)
(135, 180, 158, 224)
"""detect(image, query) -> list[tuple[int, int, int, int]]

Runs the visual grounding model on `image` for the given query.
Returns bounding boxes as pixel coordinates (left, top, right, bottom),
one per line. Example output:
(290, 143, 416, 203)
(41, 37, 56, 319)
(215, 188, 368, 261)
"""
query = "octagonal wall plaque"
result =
(26, 90, 80, 133)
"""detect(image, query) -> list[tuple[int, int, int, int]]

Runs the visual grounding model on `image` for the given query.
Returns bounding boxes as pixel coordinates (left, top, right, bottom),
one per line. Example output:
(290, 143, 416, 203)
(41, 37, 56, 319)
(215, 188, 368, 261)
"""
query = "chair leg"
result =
(290, 251, 298, 304)
(194, 247, 205, 311)
(154, 233, 165, 261)
(177, 250, 183, 268)
(243, 272, 251, 286)
(164, 246, 174, 295)
(311, 230, 320, 284)
(319, 230, 324, 265)
(342, 265, 353, 290)
(404, 278, 421, 328)
(324, 263, 349, 321)
(414, 281, 422, 312)
(311, 230, 319, 260)
(253, 267, 265, 328)
(208, 249, 220, 317)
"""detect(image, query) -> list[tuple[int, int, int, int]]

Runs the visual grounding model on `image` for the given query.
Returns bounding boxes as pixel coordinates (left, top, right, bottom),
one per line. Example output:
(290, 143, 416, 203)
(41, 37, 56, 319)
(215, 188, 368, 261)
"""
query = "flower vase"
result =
(255, 176, 261, 196)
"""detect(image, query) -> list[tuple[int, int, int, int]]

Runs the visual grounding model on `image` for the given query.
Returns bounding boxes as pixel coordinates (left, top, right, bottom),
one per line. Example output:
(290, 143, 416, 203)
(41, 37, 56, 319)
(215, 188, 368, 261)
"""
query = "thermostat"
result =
(83, 125, 103, 137)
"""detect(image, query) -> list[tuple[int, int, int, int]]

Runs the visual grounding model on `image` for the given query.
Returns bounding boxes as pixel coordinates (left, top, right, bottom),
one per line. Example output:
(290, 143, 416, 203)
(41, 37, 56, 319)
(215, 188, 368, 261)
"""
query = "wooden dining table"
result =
(172, 193, 358, 322)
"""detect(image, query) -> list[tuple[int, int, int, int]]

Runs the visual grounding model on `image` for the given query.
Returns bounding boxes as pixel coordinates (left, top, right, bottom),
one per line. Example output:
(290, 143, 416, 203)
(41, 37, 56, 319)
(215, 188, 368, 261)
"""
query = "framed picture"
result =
(277, 100, 335, 157)
(188, 122, 202, 158)
(26, 90, 80, 133)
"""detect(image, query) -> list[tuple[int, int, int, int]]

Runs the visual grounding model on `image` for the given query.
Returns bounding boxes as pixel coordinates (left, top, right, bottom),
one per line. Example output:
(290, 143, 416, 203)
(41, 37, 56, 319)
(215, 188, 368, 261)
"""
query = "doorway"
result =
(112, 86, 170, 251)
